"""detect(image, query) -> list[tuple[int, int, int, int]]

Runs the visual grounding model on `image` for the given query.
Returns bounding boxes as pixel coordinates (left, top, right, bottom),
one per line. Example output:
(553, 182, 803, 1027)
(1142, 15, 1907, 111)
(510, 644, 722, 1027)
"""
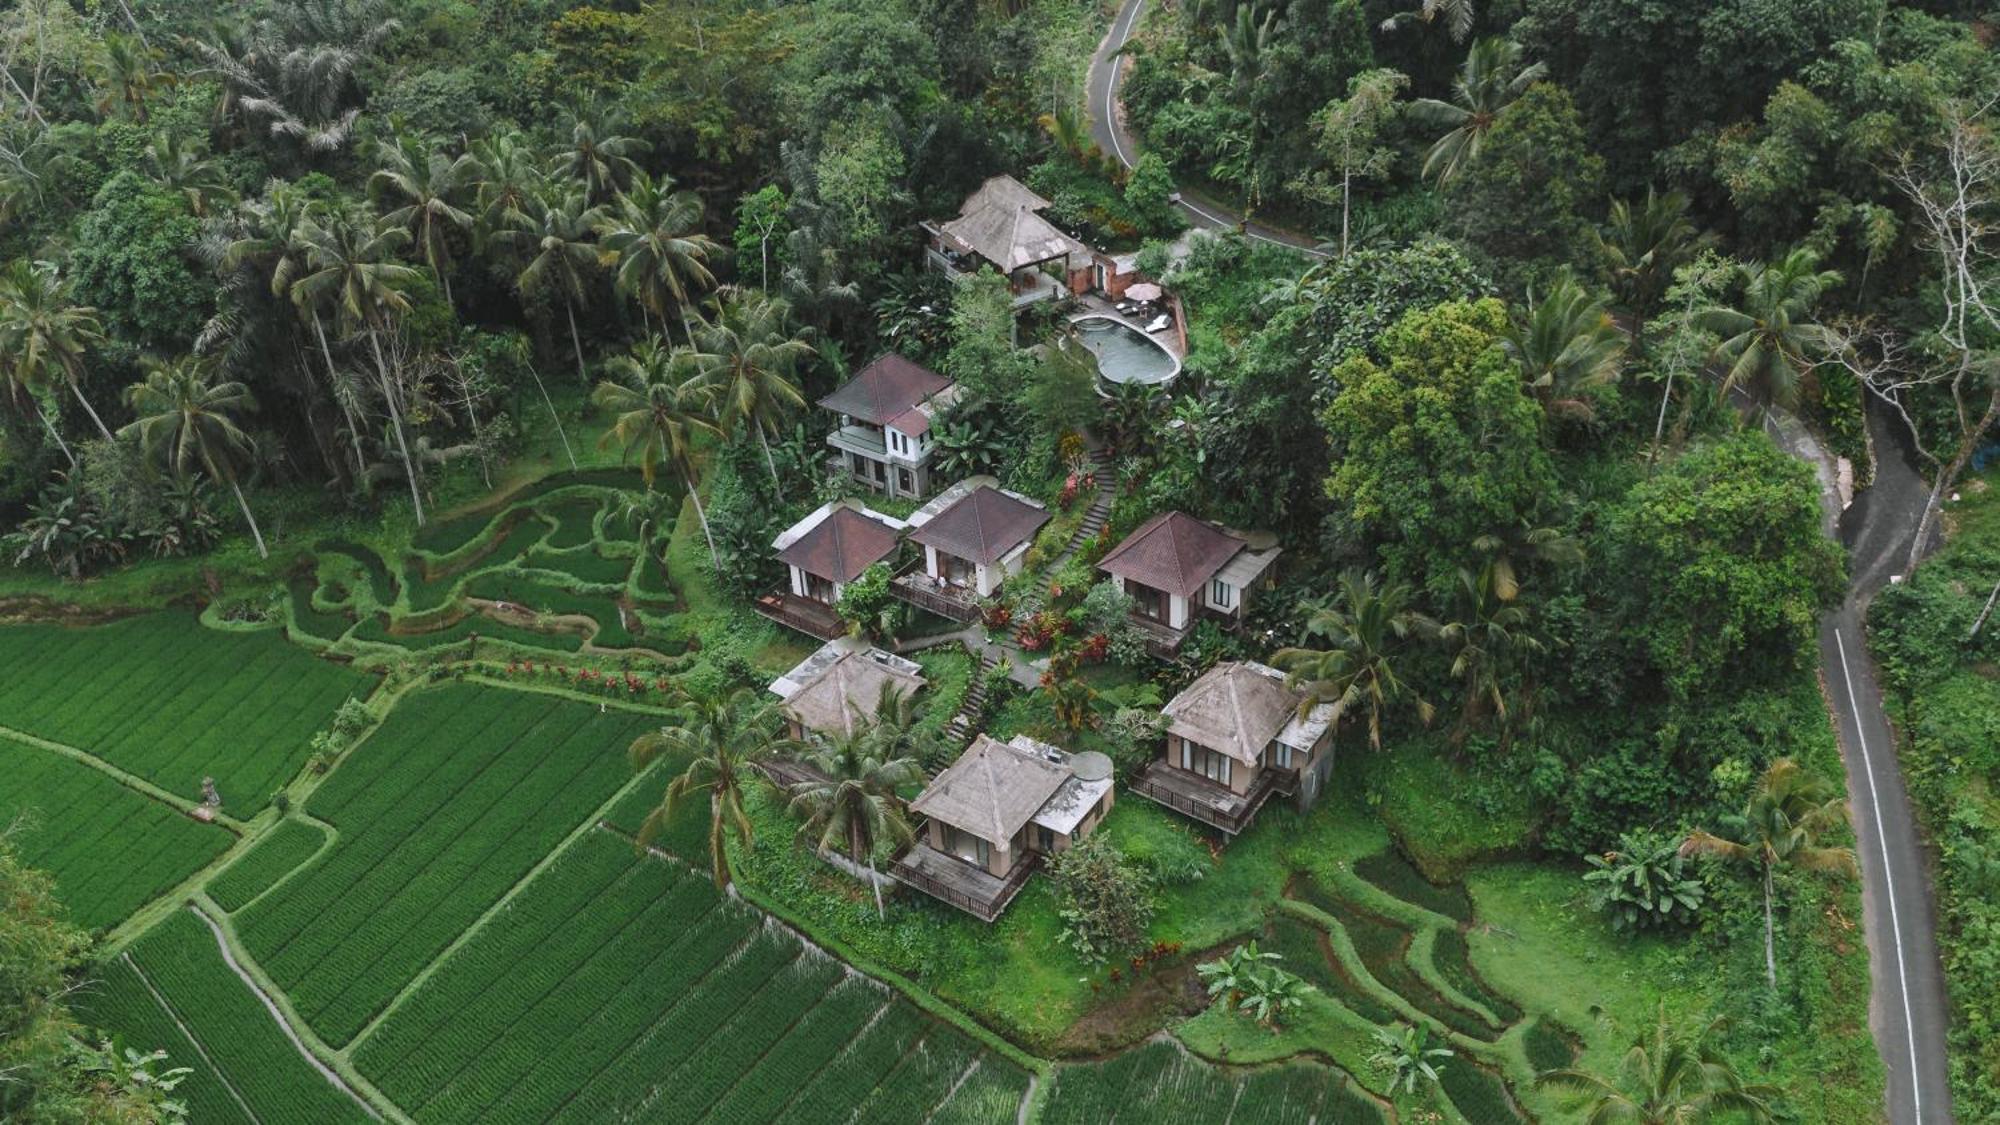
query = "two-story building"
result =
(891, 479, 1051, 622)
(890, 734, 1114, 921)
(819, 353, 958, 501)
(1132, 661, 1335, 838)
(755, 500, 906, 640)
(1096, 511, 1281, 657)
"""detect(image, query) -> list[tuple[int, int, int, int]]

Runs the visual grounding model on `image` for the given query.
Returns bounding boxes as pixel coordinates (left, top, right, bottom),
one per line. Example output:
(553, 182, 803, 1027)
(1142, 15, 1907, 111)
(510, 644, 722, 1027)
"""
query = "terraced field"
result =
(78, 909, 373, 1124)
(1046, 1041, 1384, 1124)
(0, 735, 234, 929)
(236, 684, 658, 1046)
(0, 613, 375, 814)
(354, 832, 1031, 1123)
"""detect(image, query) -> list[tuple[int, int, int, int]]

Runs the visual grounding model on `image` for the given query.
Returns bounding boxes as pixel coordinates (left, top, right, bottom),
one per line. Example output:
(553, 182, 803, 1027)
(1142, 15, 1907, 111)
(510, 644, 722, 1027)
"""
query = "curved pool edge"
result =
(1068, 313, 1183, 388)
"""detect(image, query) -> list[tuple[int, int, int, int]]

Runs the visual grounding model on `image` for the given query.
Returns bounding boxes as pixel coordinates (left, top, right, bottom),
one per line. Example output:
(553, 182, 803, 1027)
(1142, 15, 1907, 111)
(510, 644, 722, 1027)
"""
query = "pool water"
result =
(1072, 315, 1180, 387)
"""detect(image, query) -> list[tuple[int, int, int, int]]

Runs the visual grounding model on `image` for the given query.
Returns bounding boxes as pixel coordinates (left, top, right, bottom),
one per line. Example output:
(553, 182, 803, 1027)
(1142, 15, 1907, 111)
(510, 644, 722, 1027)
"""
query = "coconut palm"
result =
(687, 289, 810, 482)
(1432, 561, 1543, 744)
(290, 209, 428, 524)
(1409, 38, 1548, 185)
(118, 355, 267, 558)
(92, 31, 173, 123)
(370, 131, 478, 306)
(593, 337, 723, 568)
(468, 129, 545, 249)
(0, 259, 114, 443)
(1273, 569, 1434, 752)
(1696, 247, 1843, 411)
(557, 113, 648, 204)
(506, 184, 607, 383)
(1378, 0, 1475, 42)
(601, 171, 720, 340)
(1536, 1006, 1778, 1123)
(1595, 188, 1709, 327)
(143, 133, 236, 218)
(1469, 523, 1584, 604)
(1682, 758, 1856, 989)
(627, 688, 790, 890)
(1371, 1023, 1454, 1096)
(1503, 274, 1626, 425)
(786, 710, 924, 918)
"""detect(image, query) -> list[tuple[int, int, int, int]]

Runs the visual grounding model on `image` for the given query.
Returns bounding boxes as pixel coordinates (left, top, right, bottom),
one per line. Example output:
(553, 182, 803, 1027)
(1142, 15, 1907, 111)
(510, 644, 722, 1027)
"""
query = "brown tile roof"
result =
(782, 650, 926, 738)
(775, 505, 901, 583)
(1162, 661, 1301, 765)
(909, 486, 1051, 566)
(1097, 511, 1246, 598)
(910, 734, 1071, 843)
(818, 354, 952, 426)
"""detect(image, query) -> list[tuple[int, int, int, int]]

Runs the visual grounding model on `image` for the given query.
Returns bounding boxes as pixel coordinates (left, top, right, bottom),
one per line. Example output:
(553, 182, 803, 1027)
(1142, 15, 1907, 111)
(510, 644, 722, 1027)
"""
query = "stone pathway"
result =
(1052, 447, 1117, 568)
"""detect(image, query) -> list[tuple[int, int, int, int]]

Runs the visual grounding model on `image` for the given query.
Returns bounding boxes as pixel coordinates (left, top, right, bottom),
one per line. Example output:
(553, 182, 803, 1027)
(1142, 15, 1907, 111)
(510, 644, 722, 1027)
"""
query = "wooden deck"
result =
(753, 592, 846, 641)
(890, 567, 981, 623)
(888, 840, 1038, 923)
(1129, 760, 1294, 837)
(757, 756, 826, 791)
(1128, 613, 1191, 659)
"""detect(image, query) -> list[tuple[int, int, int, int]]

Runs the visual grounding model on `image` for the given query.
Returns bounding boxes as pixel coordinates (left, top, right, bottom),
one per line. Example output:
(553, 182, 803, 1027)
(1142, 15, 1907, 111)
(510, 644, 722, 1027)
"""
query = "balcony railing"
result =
(1130, 761, 1294, 838)
(753, 592, 846, 641)
(890, 564, 981, 623)
(888, 838, 1039, 923)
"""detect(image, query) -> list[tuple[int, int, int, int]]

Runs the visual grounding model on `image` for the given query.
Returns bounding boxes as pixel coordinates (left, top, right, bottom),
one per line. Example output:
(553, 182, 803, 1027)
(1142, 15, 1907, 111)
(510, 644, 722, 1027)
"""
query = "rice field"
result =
(77, 909, 374, 1124)
(208, 818, 328, 913)
(0, 613, 375, 813)
(1045, 1042, 1386, 1125)
(0, 735, 233, 929)
(235, 684, 657, 1047)
(354, 832, 1030, 1123)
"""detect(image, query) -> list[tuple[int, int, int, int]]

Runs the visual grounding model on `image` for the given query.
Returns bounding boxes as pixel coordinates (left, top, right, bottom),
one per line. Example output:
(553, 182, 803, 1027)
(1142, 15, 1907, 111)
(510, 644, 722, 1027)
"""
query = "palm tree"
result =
(688, 289, 811, 482)
(1537, 1006, 1778, 1123)
(1595, 188, 1708, 329)
(1469, 523, 1583, 604)
(0, 259, 114, 442)
(1696, 247, 1843, 411)
(1503, 274, 1626, 425)
(601, 171, 721, 340)
(118, 355, 267, 558)
(144, 133, 236, 218)
(1432, 561, 1543, 744)
(507, 184, 607, 384)
(1377, 0, 1475, 42)
(290, 210, 428, 525)
(1371, 1023, 1454, 1096)
(593, 337, 724, 568)
(1409, 38, 1548, 185)
(468, 129, 545, 249)
(370, 131, 478, 306)
(557, 113, 648, 204)
(1682, 758, 1856, 989)
(1273, 570, 1433, 752)
(786, 711, 924, 918)
(627, 688, 790, 890)
(92, 31, 173, 123)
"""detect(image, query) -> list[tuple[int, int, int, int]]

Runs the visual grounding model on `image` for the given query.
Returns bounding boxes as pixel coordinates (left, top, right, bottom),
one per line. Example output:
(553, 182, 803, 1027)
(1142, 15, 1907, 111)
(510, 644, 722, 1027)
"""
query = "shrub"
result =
(1582, 829, 1708, 935)
(1049, 835, 1155, 965)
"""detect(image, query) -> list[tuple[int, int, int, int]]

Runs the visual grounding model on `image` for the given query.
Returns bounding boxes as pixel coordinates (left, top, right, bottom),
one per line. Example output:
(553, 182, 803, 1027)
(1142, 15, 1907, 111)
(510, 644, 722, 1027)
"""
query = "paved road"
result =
(1088, 3, 1956, 1113)
(1084, 0, 1327, 257)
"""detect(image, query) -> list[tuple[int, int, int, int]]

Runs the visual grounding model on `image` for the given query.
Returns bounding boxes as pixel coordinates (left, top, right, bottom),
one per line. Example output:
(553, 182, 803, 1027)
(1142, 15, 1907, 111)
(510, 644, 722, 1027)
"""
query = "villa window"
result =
(1210, 579, 1234, 609)
(1180, 740, 1232, 785)
(1266, 742, 1293, 770)
(897, 467, 915, 494)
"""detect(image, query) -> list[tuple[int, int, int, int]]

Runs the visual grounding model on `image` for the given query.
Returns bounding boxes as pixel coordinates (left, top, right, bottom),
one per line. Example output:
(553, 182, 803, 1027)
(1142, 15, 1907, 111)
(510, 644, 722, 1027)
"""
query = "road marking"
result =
(1834, 626, 1924, 1123)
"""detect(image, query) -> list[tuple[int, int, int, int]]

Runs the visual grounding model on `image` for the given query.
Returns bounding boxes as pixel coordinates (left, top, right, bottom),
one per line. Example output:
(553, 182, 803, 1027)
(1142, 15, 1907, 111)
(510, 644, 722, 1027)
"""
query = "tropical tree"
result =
(290, 209, 427, 524)
(1536, 1007, 1777, 1123)
(1378, 0, 1474, 41)
(593, 337, 723, 567)
(786, 706, 924, 918)
(1681, 757, 1856, 989)
(1198, 941, 1283, 1007)
(1304, 68, 1408, 257)
(1502, 274, 1626, 424)
(0, 258, 113, 442)
(688, 289, 810, 481)
(370, 130, 478, 306)
(1272, 569, 1434, 752)
(557, 113, 648, 203)
(1432, 561, 1544, 743)
(1371, 1023, 1454, 1096)
(601, 171, 721, 340)
(468, 129, 546, 247)
(1469, 523, 1583, 604)
(118, 355, 267, 558)
(143, 133, 235, 217)
(1696, 248, 1842, 411)
(507, 185, 607, 383)
(1595, 188, 1709, 329)
(92, 31, 172, 122)
(627, 688, 790, 890)
(1409, 37, 1548, 185)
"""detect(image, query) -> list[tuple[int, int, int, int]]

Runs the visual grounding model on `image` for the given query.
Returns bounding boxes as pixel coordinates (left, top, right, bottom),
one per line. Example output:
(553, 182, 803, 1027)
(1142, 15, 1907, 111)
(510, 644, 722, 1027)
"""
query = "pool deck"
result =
(1072, 293, 1185, 361)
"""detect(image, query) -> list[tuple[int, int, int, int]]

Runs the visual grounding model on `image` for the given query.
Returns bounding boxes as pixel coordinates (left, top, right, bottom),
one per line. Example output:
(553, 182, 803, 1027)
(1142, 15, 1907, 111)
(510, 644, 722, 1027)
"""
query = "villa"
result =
(1132, 661, 1335, 838)
(1097, 511, 1281, 657)
(890, 734, 1115, 921)
(819, 353, 959, 500)
(764, 639, 927, 787)
(756, 500, 907, 640)
(891, 479, 1051, 622)
(923, 175, 1094, 309)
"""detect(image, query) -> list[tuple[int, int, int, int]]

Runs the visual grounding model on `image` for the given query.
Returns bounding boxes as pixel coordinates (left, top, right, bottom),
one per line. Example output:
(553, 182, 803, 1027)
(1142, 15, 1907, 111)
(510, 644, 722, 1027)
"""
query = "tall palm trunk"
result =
(523, 360, 577, 470)
(226, 475, 269, 558)
(1762, 860, 1777, 990)
(853, 822, 885, 920)
(757, 421, 779, 483)
(565, 300, 587, 382)
(311, 311, 369, 477)
(67, 377, 113, 441)
(683, 467, 719, 570)
(366, 328, 427, 527)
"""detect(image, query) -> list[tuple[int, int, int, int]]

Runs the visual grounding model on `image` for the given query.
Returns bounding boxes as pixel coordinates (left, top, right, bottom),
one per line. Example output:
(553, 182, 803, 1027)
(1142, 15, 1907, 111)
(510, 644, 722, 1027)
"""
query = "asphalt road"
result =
(1087, 0, 1955, 1114)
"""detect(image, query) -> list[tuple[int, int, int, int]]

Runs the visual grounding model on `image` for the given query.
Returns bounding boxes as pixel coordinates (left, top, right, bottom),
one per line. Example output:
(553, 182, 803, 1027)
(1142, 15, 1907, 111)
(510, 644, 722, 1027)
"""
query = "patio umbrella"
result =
(1125, 282, 1163, 302)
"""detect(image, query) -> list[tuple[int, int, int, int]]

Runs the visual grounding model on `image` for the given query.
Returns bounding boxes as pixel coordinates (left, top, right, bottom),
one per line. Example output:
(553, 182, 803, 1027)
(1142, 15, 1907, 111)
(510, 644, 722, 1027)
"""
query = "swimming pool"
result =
(1071, 315, 1180, 387)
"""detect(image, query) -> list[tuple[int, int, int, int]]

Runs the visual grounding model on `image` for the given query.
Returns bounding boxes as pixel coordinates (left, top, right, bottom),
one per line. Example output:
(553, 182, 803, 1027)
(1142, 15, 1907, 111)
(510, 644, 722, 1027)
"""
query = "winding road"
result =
(1086, 2, 1954, 1118)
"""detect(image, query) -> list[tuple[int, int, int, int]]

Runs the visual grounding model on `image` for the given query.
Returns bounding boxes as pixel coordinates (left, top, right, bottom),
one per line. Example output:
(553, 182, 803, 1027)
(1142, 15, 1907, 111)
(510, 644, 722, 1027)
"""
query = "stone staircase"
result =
(1054, 448, 1117, 566)
(943, 650, 1000, 746)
